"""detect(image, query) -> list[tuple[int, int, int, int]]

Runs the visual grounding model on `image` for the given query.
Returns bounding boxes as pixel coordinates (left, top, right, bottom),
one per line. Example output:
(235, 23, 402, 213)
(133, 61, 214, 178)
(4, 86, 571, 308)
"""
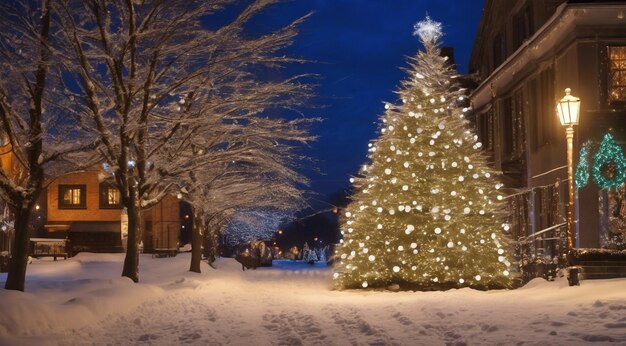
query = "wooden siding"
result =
(142, 195, 180, 252)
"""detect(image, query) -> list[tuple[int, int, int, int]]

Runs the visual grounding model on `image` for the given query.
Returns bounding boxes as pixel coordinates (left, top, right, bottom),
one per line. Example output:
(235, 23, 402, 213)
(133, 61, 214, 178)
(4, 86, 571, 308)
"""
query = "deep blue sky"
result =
(249, 0, 485, 200)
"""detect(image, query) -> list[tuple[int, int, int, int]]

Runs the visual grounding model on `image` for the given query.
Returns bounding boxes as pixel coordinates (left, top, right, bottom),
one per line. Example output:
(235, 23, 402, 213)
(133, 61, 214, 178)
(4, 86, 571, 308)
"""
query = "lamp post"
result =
(556, 88, 581, 251)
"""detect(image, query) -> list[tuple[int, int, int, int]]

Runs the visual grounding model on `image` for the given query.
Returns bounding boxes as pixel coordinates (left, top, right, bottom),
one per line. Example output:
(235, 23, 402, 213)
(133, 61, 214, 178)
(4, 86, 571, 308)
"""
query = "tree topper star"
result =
(413, 16, 443, 43)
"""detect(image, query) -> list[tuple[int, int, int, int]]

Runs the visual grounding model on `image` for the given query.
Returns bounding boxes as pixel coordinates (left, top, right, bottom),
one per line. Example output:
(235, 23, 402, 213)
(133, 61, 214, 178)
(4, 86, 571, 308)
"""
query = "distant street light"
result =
(557, 88, 581, 251)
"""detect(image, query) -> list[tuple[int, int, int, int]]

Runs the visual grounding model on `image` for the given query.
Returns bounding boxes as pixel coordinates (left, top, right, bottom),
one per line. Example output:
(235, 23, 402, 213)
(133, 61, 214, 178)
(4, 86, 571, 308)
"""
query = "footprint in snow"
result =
(593, 300, 605, 308)
(391, 312, 413, 326)
(179, 332, 202, 343)
(138, 333, 159, 341)
(480, 324, 498, 333)
(604, 322, 626, 329)
(263, 311, 326, 345)
(582, 334, 615, 342)
(608, 304, 626, 311)
(550, 321, 567, 327)
(206, 308, 217, 322)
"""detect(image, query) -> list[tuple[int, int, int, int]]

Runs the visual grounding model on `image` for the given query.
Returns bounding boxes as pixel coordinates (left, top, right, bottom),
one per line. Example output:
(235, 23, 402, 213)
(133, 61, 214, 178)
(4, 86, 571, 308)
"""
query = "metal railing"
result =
(516, 222, 567, 282)
(504, 177, 569, 282)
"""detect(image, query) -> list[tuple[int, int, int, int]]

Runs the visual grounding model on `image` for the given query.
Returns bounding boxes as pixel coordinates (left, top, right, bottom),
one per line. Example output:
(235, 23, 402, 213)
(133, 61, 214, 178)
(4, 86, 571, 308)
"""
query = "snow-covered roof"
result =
(470, 1, 626, 108)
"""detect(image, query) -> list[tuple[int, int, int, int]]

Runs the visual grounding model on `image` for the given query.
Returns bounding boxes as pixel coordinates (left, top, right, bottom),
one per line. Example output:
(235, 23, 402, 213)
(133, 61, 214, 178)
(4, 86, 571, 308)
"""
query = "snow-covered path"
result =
(2, 254, 626, 345)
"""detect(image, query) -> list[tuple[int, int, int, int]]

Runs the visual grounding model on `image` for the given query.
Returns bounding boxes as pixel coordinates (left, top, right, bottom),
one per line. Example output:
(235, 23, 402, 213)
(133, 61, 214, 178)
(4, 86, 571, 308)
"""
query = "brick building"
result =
(44, 168, 181, 253)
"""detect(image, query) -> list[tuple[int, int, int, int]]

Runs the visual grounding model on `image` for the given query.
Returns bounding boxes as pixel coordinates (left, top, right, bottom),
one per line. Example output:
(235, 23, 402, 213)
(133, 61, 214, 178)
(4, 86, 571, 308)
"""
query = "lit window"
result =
(100, 183, 122, 209)
(608, 46, 626, 102)
(58, 185, 86, 209)
(108, 188, 120, 205)
(65, 189, 80, 204)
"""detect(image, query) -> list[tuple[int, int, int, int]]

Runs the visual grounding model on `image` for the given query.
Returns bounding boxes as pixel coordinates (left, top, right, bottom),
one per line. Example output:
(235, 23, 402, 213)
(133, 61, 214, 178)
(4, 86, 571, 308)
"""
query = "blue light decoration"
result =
(575, 141, 592, 188)
(575, 133, 626, 189)
(588, 133, 626, 189)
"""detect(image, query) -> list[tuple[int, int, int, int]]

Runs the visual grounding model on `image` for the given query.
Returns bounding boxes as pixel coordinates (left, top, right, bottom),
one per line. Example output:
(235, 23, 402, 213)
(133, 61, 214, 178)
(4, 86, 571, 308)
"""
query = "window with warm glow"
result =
(58, 185, 86, 209)
(100, 183, 122, 209)
(608, 46, 626, 102)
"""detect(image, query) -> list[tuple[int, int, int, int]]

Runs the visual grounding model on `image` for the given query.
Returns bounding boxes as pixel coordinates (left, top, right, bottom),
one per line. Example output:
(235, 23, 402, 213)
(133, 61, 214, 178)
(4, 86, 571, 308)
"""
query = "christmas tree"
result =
(301, 242, 318, 264)
(333, 17, 513, 290)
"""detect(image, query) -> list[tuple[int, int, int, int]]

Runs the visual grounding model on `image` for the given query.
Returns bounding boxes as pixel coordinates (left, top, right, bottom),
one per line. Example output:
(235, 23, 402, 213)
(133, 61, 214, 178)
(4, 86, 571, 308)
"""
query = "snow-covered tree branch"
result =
(53, 0, 316, 281)
(0, 0, 97, 291)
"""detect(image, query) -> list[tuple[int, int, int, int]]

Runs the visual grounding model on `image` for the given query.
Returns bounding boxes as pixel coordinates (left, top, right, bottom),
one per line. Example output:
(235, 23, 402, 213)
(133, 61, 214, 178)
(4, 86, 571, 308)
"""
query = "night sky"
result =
(247, 0, 485, 201)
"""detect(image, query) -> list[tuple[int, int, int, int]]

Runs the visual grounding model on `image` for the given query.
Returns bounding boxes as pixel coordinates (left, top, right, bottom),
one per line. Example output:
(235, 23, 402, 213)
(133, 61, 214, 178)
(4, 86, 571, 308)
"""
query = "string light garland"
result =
(333, 16, 513, 291)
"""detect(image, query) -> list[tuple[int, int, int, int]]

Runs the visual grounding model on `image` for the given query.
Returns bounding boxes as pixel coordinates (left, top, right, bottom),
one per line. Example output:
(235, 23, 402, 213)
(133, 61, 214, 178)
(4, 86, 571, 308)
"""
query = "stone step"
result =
(579, 261, 626, 267)
(578, 264, 626, 280)
(581, 266, 626, 273)
(581, 272, 626, 280)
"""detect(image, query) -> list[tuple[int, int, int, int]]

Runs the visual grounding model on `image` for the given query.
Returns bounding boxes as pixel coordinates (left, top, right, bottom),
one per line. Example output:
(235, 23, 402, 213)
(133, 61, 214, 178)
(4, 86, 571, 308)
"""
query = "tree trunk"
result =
(5, 206, 33, 291)
(121, 192, 140, 282)
(204, 224, 218, 265)
(189, 210, 203, 273)
(4, 0, 50, 292)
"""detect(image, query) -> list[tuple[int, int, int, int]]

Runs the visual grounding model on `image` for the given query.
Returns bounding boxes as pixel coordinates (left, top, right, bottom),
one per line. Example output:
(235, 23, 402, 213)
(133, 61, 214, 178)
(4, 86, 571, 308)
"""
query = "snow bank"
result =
(0, 277, 161, 336)
(0, 253, 166, 344)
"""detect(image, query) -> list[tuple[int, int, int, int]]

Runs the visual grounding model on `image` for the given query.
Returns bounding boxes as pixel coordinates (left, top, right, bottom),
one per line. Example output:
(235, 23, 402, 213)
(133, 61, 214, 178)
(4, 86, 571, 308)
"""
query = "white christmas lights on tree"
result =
(333, 16, 513, 291)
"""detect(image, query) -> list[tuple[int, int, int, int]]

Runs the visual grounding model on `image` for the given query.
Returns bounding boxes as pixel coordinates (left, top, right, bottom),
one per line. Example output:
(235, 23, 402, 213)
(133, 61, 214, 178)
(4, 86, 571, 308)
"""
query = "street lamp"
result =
(557, 88, 581, 251)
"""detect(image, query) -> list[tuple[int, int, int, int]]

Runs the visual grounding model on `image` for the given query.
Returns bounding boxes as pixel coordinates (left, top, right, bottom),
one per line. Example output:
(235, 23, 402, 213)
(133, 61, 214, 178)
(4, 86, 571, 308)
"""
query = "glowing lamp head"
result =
(556, 88, 580, 126)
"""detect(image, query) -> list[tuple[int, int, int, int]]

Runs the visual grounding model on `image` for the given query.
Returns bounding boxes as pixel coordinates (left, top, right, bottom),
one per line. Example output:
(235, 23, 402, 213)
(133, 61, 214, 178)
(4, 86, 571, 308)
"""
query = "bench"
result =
(152, 248, 178, 258)
(30, 238, 69, 260)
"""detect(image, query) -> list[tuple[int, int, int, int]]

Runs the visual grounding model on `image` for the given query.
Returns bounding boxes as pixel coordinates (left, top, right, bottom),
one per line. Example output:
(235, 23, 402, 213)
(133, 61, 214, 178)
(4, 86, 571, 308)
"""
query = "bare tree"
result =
(224, 208, 294, 247)
(181, 151, 311, 273)
(0, 1, 96, 291)
(55, 0, 314, 281)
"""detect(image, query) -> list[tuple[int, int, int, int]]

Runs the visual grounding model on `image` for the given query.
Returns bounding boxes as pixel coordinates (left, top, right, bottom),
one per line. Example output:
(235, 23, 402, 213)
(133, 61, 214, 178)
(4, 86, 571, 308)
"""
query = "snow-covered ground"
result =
(1, 253, 626, 345)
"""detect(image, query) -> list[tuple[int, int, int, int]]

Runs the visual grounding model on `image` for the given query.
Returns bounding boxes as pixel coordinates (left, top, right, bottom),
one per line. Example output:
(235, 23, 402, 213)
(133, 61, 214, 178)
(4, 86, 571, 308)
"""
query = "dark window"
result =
(492, 31, 507, 71)
(536, 184, 561, 232)
(502, 96, 513, 157)
(477, 107, 494, 152)
(513, 90, 525, 159)
(608, 46, 626, 102)
(99, 183, 122, 209)
(502, 90, 525, 161)
(508, 193, 530, 240)
(486, 109, 494, 151)
(531, 67, 556, 150)
(58, 185, 86, 209)
(513, 6, 533, 51)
